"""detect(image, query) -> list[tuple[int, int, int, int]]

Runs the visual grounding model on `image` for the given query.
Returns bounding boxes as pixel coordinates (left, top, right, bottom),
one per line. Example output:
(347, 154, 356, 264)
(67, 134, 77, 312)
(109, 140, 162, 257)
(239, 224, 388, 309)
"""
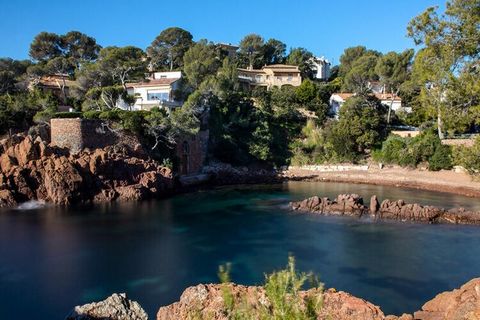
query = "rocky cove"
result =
(0, 133, 277, 208)
(2, 135, 480, 319)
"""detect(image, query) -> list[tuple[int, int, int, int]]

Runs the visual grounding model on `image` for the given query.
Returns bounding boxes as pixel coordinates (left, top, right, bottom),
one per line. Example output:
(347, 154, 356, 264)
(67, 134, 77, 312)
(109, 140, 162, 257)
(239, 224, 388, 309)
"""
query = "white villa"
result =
(329, 92, 409, 118)
(237, 64, 302, 89)
(125, 71, 182, 111)
(310, 56, 331, 80)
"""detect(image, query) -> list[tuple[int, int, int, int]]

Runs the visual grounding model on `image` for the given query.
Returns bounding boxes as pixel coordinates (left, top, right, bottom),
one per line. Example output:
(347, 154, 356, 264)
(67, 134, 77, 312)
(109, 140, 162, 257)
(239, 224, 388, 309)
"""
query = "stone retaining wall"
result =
(441, 139, 475, 147)
(50, 118, 118, 152)
(288, 165, 369, 172)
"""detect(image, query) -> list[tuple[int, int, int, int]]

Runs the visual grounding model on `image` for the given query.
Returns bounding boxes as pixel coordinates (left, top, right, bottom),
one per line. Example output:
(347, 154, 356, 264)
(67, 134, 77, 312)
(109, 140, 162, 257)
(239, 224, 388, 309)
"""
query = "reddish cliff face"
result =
(0, 134, 173, 207)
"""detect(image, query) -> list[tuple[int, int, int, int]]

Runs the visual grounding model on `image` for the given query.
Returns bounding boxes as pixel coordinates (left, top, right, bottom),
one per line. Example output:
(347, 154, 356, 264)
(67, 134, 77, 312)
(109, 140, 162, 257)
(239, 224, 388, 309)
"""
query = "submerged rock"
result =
(65, 293, 148, 320)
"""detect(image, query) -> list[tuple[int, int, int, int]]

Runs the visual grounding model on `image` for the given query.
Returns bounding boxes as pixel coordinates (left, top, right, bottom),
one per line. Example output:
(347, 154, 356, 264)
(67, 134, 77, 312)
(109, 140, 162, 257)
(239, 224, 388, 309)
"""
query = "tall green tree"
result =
(29, 31, 100, 65)
(375, 49, 414, 122)
(147, 27, 193, 71)
(263, 38, 287, 65)
(97, 46, 147, 89)
(342, 54, 380, 93)
(407, 0, 480, 138)
(29, 32, 63, 61)
(183, 39, 222, 88)
(286, 47, 314, 79)
(62, 31, 101, 66)
(339, 46, 367, 76)
(0, 58, 32, 94)
(327, 95, 387, 159)
(239, 33, 265, 69)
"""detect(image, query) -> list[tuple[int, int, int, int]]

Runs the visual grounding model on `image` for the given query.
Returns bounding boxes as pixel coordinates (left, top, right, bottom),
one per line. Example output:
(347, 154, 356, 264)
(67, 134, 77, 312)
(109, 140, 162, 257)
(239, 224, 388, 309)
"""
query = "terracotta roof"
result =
(126, 78, 180, 88)
(238, 68, 267, 74)
(332, 93, 401, 101)
(332, 93, 354, 100)
(375, 93, 401, 101)
(38, 75, 76, 88)
(263, 64, 299, 69)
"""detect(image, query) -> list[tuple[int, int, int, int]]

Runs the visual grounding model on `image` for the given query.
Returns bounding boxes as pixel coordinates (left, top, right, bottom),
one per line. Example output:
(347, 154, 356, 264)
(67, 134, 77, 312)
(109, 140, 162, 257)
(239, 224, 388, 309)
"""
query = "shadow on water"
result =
(0, 181, 480, 319)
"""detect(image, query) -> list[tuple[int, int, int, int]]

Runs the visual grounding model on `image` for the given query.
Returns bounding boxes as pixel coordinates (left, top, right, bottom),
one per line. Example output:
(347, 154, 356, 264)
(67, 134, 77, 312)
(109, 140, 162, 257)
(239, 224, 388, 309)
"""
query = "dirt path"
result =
(283, 166, 480, 197)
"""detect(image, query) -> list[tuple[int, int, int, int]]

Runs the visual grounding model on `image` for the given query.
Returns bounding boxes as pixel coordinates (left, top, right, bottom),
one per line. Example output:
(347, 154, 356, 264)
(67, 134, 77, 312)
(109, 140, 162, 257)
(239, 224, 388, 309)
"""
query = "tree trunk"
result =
(437, 107, 444, 140)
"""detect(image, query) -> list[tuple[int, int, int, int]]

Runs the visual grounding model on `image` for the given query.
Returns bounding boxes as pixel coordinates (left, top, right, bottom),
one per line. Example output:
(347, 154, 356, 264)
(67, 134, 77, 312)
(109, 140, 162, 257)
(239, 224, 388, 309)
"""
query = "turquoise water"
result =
(1, 181, 480, 319)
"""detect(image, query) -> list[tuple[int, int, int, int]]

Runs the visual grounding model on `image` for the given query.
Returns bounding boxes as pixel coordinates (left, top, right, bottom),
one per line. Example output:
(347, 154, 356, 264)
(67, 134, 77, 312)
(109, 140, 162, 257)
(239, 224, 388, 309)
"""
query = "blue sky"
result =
(0, 0, 442, 63)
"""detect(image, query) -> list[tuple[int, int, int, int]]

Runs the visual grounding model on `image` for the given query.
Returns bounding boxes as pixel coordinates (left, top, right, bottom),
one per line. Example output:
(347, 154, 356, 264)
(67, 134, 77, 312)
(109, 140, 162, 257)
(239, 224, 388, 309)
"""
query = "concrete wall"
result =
(441, 139, 475, 147)
(50, 118, 118, 152)
(391, 131, 421, 138)
(287, 165, 369, 172)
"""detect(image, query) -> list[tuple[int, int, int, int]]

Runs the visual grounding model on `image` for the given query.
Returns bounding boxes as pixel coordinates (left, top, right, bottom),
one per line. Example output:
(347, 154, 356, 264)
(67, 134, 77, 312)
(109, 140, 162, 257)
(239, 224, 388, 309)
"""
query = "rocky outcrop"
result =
(289, 194, 368, 217)
(65, 293, 148, 320)
(290, 194, 480, 225)
(156, 283, 386, 320)
(0, 134, 173, 207)
(68, 278, 480, 320)
(414, 278, 480, 320)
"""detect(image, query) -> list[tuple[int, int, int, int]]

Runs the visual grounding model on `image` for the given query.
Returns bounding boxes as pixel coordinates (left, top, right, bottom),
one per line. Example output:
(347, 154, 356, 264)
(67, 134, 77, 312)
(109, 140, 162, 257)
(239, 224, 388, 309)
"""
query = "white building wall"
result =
(152, 71, 182, 79)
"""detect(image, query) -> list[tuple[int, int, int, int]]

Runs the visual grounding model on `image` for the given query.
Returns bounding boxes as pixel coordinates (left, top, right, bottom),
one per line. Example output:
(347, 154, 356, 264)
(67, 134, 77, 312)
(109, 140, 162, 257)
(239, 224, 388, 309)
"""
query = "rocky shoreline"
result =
(0, 134, 173, 207)
(0, 133, 281, 209)
(290, 194, 480, 225)
(67, 278, 480, 320)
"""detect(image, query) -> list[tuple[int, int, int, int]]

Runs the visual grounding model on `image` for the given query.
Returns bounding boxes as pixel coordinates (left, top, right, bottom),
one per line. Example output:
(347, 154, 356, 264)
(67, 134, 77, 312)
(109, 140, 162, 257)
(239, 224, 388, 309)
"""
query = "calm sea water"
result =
(1, 181, 480, 319)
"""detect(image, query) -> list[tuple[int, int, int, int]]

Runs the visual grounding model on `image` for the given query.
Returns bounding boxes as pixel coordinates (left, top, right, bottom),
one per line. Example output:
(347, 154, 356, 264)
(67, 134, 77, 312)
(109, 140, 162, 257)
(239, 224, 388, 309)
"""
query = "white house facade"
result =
(310, 56, 331, 80)
(125, 71, 182, 111)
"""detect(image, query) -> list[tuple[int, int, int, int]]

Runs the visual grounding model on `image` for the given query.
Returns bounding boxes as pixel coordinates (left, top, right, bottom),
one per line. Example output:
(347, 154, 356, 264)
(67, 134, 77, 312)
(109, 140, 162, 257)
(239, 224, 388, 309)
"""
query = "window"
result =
(288, 74, 293, 81)
(255, 75, 262, 82)
(147, 92, 169, 101)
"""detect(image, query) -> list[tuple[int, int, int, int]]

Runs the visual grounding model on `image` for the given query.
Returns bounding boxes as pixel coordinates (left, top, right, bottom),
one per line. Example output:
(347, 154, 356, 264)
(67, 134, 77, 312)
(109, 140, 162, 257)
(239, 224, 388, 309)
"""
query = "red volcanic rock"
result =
(0, 189, 16, 207)
(290, 194, 368, 216)
(156, 284, 386, 320)
(414, 278, 480, 320)
(0, 134, 173, 207)
(370, 195, 380, 214)
(291, 194, 480, 225)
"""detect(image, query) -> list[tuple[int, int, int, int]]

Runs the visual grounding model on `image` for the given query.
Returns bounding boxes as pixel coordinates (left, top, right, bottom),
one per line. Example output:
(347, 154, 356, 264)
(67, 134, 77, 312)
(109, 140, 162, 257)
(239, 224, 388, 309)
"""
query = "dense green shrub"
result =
(452, 136, 480, 177)
(429, 144, 453, 171)
(217, 256, 323, 320)
(375, 131, 453, 170)
(83, 110, 102, 119)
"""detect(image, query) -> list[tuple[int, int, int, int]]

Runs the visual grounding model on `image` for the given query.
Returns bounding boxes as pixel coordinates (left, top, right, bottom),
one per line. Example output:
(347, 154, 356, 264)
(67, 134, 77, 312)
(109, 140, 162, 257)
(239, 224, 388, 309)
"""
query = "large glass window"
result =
(147, 92, 169, 101)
